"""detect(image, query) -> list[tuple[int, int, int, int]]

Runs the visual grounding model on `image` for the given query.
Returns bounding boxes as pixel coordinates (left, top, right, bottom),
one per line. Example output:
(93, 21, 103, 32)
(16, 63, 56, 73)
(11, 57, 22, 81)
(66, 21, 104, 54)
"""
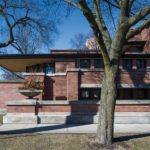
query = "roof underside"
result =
(0, 55, 54, 72)
(0, 50, 149, 72)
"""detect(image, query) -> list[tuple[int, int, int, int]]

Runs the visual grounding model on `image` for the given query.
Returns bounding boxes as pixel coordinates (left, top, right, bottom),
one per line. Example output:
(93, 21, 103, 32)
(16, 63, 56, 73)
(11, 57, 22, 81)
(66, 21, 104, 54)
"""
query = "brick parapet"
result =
(5, 100, 150, 113)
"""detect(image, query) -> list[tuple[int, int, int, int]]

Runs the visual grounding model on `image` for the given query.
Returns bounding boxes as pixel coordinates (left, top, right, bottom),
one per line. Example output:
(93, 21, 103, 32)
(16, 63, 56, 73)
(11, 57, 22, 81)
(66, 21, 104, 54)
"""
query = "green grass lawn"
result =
(0, 133, 149, 150)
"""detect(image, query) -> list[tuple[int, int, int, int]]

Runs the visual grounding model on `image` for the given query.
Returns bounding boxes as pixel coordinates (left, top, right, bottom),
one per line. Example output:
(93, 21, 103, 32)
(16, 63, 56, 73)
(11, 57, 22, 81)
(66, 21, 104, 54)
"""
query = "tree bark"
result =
(97, 67, 118, 145)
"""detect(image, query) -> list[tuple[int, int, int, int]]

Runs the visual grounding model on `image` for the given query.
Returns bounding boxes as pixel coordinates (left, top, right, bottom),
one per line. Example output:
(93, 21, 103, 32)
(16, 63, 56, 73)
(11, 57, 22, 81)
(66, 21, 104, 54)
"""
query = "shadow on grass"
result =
(114, 133, 150, 142)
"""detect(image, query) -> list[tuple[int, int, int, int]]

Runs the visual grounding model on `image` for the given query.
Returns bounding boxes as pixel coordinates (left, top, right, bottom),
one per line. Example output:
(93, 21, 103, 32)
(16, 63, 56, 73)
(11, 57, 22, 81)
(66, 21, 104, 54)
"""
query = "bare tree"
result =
(70, 33, 87, 49)
(61, 0, 150, 145)
(0, 0, 58, 54)
(0, 0, 59, 79)
(70, 31, 100, 49)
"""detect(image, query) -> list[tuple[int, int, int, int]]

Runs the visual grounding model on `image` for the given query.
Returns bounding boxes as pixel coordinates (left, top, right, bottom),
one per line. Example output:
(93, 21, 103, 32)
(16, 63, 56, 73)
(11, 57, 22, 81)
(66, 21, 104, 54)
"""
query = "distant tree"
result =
(61, 0, 150, 145)
(70, 33, 87, 49)
(70, 31, 100, 49)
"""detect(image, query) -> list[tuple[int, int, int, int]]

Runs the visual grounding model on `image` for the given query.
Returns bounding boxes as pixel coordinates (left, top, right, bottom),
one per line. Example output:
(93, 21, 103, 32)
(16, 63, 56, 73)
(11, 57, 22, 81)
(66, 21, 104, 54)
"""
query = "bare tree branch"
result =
(103, 0, 120, 9)
(93, 0, 112, 50)
(119, 0, 130, 17)
(128, 5, 150, 27)
(0, 5, 31, 48)
(129, 0, 135, 11)
(11, 43, 24, 54)
(64, 0, 81, 10)
(126, 19, 150, 40)
(107, 1, 116, 30)
(77, 0, 110, 67)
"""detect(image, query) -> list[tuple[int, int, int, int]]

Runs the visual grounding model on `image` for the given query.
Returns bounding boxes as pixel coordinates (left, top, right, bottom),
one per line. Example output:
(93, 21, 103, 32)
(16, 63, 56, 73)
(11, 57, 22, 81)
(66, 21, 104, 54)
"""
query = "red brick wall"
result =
(53, 75, 67, 100)
(0, 83, 25, 108)
(0, 82, 43, 109)
(7, 106, 36, 113)
(78, 70, 150, 85)
(0, 69, 149, 109)
(81, 71, 103, 84)
(55, 59, 76, 73)
(120, 71, 150, 84)
(7, 104, 150, 113)
(67, 71, 79, 100)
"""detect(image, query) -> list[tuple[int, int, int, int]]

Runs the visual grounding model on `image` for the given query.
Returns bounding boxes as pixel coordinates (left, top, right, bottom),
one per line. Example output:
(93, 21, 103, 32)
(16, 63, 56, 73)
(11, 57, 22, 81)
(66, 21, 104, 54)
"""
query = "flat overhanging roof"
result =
(0, 53, 103, 72)
(0, 54, 54, 72)
(0, 51, 149, 72)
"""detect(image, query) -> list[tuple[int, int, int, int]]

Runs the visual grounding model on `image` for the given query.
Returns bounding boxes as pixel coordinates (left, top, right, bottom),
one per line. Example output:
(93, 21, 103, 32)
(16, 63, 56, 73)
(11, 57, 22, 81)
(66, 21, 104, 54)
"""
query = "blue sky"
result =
(51, 10, 91, 49)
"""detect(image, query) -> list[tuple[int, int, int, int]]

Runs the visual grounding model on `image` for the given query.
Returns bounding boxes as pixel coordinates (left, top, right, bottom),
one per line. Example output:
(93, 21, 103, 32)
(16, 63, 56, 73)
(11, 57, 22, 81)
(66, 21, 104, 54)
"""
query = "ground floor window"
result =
(117, 89, 148, 99)
(124, 89, 133, 99)
(80, 88, 149, 100)
(80, 88, 101, 100)
(137, 89, 147, 99)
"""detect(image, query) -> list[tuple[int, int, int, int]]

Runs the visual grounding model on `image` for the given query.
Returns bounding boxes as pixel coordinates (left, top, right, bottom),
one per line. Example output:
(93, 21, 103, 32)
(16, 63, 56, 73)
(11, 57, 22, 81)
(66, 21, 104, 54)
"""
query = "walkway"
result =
(0, 124, 150, 134)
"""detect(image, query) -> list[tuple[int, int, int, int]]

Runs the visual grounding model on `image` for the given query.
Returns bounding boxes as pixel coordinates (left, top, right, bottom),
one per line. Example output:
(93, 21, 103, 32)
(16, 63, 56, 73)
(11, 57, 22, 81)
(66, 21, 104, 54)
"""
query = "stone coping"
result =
(66, 68, 104, 72)
(6, 113, 36, 116)
(47, 73, 66, 76)
(80, 83, 150, 88)
(38, 112, 150, 116)
(22, 73, 45, 76)
(7, 100, 37, 105)
(38, 100, 150, 105)
(6, 100, 150, 106)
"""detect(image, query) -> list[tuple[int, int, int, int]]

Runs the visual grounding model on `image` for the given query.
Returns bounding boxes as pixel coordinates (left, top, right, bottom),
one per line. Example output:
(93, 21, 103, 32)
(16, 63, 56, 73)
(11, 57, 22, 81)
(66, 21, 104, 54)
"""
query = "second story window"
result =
(136, 59, 146, 69)
(44, 63, 55, 74)
(94, 59, 104, 69)
(80, 59, 90, 69)
(123, 59, 132, 70)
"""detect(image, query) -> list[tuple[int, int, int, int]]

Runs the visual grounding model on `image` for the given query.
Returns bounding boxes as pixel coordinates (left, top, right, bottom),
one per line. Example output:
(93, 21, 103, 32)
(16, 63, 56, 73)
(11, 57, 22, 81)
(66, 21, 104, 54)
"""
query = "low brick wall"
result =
(0, 81, 25, 109)
(6, 100, 150, 113)
(0, 80, 43, 111)
(4, 100, 150, 124)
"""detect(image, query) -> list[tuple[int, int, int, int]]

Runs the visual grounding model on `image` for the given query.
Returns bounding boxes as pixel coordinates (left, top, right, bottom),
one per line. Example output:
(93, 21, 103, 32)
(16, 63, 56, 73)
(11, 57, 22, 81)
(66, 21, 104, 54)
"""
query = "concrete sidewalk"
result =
(0, 124, 150, 134)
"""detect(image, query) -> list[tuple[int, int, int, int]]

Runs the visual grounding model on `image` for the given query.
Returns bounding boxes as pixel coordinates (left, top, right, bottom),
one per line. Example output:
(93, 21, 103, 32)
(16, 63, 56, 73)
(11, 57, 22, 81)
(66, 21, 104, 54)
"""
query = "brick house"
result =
(0, 29, 150, 124)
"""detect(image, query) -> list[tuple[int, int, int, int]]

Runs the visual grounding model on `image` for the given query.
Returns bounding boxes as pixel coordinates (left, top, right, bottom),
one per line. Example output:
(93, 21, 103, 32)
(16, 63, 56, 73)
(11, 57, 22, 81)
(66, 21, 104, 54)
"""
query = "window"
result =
(44, 63, 55, 74)
(91, 89, 100, 99)
(80, 59, 90, 69)
(94, 59, 104, 69)
(80, 89, 101, 100)
(136, 59, 146, 69)
(137, 89, 147, 99)
(123, 59, 132, 70)
(81, 89, 90, 99)
(123, 89, 133, 99)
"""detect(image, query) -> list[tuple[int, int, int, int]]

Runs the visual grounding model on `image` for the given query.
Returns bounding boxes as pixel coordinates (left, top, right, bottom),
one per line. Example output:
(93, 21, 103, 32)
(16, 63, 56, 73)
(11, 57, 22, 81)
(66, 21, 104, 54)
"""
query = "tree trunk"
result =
(97, 67, 118, 145)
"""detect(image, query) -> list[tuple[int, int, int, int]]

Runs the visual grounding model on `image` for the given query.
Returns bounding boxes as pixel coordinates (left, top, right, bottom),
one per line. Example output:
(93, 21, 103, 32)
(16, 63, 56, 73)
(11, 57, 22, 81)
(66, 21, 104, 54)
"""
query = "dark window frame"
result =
(136, 89, 147, 99)
(136, 59, 146, 70)
(122, 59, 133, 70)
(94, 59, 104, 69)
(123, 89, 133, 99)
(80, 88, 101, 100)
(79, 59, 91, 69)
